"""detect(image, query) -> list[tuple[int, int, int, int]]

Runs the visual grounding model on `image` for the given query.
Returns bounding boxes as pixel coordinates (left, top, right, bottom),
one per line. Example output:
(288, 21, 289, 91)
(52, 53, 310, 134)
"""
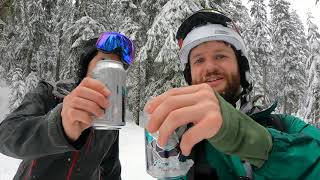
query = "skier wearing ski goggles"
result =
(96, 32, 135, 70)
(0, 31, 135, 180)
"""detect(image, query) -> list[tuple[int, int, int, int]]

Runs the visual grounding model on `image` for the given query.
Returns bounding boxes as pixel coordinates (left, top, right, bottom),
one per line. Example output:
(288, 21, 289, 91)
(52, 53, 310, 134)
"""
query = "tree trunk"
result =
(283, 95, 287, 114)
(262, 63, 267, 105)
(55, 29, 62, 81)
(25, 48, 33, 75)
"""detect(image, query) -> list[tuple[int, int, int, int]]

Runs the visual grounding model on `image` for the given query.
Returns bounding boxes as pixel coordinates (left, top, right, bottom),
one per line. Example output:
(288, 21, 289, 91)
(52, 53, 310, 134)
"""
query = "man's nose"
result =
(204, 58, 219, 72)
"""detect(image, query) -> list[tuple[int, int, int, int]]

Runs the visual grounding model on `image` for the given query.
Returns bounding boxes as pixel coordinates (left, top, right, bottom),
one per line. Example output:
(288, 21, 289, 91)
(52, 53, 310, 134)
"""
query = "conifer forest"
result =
(0, 0, 319, 126)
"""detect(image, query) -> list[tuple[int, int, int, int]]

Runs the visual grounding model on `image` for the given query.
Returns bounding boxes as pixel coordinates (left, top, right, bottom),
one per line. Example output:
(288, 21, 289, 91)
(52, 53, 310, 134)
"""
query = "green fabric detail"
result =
(250, 101, 278, 120)
(276, 114, 320, 139)
(208, 92, 273, 168)
(204, 141, 239, 179)
(230, 156, 246, 176)
(254, 128, 320, 179)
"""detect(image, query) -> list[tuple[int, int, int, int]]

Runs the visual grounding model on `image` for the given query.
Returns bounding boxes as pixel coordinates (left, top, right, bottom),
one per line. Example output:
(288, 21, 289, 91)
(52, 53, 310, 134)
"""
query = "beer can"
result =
(145, 125, 194, 179)
(92, 59, 127, 130)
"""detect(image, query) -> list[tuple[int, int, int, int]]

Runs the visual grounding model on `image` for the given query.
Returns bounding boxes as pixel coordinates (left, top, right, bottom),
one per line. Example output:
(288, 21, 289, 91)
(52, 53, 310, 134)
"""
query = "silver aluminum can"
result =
(145, 125, 194, 179)
(92, 59, 126, 130)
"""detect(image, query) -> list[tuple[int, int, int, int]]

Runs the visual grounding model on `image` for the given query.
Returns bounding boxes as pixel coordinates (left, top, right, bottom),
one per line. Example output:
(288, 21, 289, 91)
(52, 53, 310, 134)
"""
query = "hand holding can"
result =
(61, 77, 110, 141)
(145, 125, 194, 179)
(92, 59, 127, 130)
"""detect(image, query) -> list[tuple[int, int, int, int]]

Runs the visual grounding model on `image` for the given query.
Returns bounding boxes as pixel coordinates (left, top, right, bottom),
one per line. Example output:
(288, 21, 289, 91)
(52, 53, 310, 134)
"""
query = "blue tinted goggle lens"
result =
(96, 32, 135, 65)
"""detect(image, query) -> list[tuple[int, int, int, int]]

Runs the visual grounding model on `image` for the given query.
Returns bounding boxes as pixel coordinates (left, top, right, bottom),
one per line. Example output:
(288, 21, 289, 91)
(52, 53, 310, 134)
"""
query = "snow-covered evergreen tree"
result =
(1, 0, 57, 85)
(269, 0, 306, 114)
(222, 0, 252, 41)
(109, 0, 149, 124)
(25, 71, 40, 93)
(303, 12, 320, 123)
(60, 16, 105, 80)
(247, 0, 272, 106)
(1, 0, 319, 121)
(48, 0, 74, 81)
(285, 10, 308, 115)
(135, 0, 224, 125)
(8, 68, 26, 112)
(0, 65, 5, 87)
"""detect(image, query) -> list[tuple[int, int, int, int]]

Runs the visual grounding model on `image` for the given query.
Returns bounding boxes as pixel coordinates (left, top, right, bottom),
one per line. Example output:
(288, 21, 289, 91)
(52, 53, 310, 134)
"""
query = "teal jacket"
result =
(166, 94, 320, 180)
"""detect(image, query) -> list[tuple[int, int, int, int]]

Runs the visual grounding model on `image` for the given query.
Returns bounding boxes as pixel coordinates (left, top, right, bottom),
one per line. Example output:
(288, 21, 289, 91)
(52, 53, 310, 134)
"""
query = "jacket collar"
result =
(51, 78, 79, 99)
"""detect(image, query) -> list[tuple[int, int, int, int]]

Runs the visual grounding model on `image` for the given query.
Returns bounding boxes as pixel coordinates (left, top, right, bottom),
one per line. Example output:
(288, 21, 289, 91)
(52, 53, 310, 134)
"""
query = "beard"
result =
(218, 72, 241, 105)
(193, 69, 241, 105)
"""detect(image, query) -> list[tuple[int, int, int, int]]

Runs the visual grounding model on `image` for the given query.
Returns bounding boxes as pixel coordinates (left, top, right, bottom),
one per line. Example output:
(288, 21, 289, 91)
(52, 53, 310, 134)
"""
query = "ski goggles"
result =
(176, 9, 241, 48)
(96, 32, 135, 66)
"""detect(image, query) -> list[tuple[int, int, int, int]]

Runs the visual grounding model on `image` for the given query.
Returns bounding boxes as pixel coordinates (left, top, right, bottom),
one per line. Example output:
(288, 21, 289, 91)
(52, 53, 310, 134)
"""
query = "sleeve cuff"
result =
(47, 103, 92, 150)
(208, 92, 272, 167)
(47, 103, 75, 150)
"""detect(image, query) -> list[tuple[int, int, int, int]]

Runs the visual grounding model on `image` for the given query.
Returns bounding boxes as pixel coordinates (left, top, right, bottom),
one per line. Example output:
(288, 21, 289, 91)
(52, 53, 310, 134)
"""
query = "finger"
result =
(80, 77, 111, 97)
(156, 104, 206, 147)
(146, 93, 196, 133)
(145, 84, 209, 113)
(69, 109, 93, 126)
(70, 97, 105, 118)
(74, 86, 110, 109)
(71, 121, 91, 137)
(79, 121, 91, 130)
(180, 114, 221, 156)
(147, 88, 215, 133)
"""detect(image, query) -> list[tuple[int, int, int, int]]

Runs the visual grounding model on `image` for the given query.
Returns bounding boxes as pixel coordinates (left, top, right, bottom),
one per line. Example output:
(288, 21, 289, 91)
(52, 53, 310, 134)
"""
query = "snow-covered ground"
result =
(119, 122, 155, 180)
(0, 86, 155, 180)
(0, 154, 20, 180)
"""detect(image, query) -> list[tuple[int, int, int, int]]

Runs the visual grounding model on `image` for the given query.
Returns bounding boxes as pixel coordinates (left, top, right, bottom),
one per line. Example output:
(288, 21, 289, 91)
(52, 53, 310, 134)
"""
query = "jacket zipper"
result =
(66, 151, 79, 180)
(66, 129, 93, 180)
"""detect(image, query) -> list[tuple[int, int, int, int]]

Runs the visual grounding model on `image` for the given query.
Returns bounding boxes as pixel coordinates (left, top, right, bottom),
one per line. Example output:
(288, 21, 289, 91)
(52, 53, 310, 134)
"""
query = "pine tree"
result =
(25, 71, 40, 93)
(269, 0, 306, 114)
(285, 10, 308, 115)
(109, 0, 149, 124)
(247, 0, 272, 106)
(135, 0, 223, 125)
(59, 16, 105, 80)
(1, 0, 30, 77)
(8, 68, 26, 112)
(222, 0, 251, 38)
(1, 0, 57, 83)
(50, 0, 74, 81)
(303, 12, 320, 123)
(0, 65, 5, 87)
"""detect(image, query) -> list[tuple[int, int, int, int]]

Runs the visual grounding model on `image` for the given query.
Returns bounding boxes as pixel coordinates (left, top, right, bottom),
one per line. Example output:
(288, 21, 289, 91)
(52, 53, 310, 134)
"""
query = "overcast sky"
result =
(246, 0, 320, 29)
(288, 0, 320, 27)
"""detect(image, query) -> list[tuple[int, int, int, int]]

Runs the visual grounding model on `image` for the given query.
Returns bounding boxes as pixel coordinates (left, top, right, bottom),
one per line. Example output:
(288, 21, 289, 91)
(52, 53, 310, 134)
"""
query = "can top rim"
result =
(98, 59, 123, 64)
(95, 59, 124, 68)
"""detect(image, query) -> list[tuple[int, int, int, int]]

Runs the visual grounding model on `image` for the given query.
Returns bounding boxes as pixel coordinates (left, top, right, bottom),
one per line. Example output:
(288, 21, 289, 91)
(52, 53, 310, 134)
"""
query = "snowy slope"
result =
(0, 154, 20, 180)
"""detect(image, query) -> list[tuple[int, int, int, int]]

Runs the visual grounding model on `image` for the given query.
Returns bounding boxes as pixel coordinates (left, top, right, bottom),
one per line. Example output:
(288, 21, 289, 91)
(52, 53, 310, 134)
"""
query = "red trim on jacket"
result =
(66, 129, 94, 180)
(85, 130, 94, 155)
(24, 160, 37, 180)
(66, 151, 79, 180)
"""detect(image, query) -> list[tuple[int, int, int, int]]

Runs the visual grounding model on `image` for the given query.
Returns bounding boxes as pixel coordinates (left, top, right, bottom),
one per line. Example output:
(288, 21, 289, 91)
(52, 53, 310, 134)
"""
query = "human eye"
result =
(192, 58, 204, 65)
(215, 54, 227, 60)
